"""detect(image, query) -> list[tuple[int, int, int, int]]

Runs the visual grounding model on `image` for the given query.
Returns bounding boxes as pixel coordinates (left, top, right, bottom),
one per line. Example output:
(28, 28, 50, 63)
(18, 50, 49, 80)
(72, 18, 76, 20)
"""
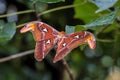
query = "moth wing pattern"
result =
(37, 22, 59, 41)
(35, 38, 58, 61)
(20, 21, 59, 61)
(35, 41, 45, 61)
(53, 31, 96, 63)
(20, 21, 59, 41)
(20, 21, 96, 63)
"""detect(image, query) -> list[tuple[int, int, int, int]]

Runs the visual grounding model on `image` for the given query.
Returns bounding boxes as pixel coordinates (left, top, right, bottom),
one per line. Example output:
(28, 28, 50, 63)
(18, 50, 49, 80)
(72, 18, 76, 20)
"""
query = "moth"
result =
(20, 21, 96, 63)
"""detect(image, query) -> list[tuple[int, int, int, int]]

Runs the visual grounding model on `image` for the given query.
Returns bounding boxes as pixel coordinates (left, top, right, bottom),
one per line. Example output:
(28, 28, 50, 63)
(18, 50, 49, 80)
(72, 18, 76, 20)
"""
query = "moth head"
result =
(86, 32, 96, 49)
(20, 21, 40, 33)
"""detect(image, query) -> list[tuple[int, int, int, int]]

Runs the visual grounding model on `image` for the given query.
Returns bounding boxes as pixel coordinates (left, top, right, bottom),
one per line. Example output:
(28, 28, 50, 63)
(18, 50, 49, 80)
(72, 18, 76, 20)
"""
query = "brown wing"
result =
(35, 38, 57, 61)
(35, 41, 45, 61)
(20, 21, 59, 41)
(53, 31, 96, 63)
(20, 21, 59, 61)
(32, 21, 59, 41)
(34, 22, 59, 61)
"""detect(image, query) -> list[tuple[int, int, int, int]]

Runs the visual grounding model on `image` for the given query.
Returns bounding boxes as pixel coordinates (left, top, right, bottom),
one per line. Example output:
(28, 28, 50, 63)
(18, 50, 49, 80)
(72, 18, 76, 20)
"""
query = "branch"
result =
(61, 59, 74, 80)
(0, 50, 74, 80)
(0, 49, 74, 80)
(0, 2, 86, 19)
(0, 10, 35, 18)
(96, 38, 114, 43)
(0, 49, 34, 63)
(15, 2, 86, 29)
(96, 24, 110, 36)
(37, 2, 86, 17)
(16, 22, 29, 28)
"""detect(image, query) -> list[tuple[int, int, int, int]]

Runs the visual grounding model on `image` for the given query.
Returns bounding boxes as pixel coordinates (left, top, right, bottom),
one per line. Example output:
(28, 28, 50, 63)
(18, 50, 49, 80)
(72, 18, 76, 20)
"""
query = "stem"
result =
(37, 3, 85, 17)
(0, 2, 86, 19)
(2, 2, 86, 28)
(16, 22, 29, 28)
(0, 49, 34, 63)
(96, 38, 114, 43)
(96, 24, 110, 36)
(0, 10, 35, 18)
(61, 59, 74, 80)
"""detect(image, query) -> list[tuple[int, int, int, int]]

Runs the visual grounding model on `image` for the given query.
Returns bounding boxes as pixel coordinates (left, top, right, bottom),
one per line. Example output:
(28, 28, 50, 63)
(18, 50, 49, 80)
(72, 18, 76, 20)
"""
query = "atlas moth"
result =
(20, 21, 96, 63)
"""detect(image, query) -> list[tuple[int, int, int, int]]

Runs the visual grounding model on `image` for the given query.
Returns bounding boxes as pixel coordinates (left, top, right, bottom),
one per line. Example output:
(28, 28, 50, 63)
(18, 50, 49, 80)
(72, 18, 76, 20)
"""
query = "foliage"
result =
(0, 0, 120, 80)
(84, 11, 116, 30)
(0, 20, 16, 42)
(89, 0, 118, 13)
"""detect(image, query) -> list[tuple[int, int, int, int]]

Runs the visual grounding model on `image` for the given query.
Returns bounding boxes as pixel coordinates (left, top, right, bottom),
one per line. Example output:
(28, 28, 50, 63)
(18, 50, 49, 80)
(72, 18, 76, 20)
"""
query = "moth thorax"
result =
(58, 31, 66, 38)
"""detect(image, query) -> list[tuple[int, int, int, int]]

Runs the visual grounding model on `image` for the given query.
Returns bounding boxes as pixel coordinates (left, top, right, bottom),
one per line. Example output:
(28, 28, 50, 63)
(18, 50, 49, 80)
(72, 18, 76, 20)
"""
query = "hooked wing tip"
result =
(86, 32, 96, 49)
(20, 21, 38, 33)
(20, 26, 32, 33)
(20, 27, 25, 33)
(89, 41, 96, 49)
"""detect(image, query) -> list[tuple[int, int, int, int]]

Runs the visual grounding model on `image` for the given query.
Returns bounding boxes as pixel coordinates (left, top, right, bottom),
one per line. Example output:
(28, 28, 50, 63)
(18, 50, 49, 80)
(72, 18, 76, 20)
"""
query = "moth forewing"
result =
(20, 21, 96, 63)
(53, 31, 96, 63)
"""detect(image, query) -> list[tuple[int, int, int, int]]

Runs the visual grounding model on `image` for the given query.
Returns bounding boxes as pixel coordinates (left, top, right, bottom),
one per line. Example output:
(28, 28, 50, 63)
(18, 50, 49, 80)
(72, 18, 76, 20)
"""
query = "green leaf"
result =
(115, 0, 120, 6)
(0, 21, 16, 42)
(89, 0, 118, 13)
(40, 0, 65, 3)
(75, 25, 87, 32)
(74, 0, 98, 23)
(35, 1, 48, 13)
(65, 25, 75, 34)
(84, 11, 116, 30)
(74, 0, 110, 23)
(103, 21, 117, 33)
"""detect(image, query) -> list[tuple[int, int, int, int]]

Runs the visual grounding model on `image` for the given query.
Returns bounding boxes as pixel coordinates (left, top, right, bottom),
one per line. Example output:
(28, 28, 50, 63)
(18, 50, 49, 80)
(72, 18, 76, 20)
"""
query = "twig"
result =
(0, 10, 35, 18)
(61, 59, 74, 80)
(37, 3, 86, 17)
(15, 2, 86, 29)
(0, 49, 34, 63)
(0, 49, 74, 80)
(96, 24, 110, 36)
(16, 22, 29, 28)
(96, 38, 114, 43)
(0, 2, 86, 19)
